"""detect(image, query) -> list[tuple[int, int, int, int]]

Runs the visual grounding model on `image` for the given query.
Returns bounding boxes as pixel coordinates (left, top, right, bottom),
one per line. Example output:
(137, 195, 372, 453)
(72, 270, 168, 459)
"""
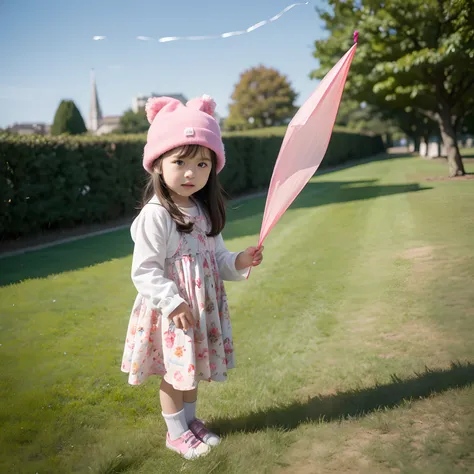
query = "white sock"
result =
(184, 401, 197, 425)
(162, 409, 188, 441)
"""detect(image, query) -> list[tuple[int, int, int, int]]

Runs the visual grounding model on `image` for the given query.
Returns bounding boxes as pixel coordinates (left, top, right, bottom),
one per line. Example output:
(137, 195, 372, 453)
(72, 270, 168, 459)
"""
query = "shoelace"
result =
(191, 420, 208, 438)
(184, 431, 201, 449)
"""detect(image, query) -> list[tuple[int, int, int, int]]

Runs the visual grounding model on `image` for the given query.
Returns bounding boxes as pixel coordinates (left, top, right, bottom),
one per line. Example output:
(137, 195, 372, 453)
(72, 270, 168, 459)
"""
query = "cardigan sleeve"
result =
(214, 233, 249, 281)
(130, 204, 186, 318)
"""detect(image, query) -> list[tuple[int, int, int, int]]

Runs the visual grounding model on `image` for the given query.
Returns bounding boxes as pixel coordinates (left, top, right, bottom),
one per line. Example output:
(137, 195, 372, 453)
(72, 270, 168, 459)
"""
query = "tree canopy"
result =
(51, 100, 87, 136)
(311, 0, 474, 176)
(226, 66, 298, 131)
(117, 108, 150, 134)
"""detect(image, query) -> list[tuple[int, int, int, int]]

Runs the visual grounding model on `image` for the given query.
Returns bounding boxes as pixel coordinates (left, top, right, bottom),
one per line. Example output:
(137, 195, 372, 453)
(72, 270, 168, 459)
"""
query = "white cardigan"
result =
(130, 196, 248, 319)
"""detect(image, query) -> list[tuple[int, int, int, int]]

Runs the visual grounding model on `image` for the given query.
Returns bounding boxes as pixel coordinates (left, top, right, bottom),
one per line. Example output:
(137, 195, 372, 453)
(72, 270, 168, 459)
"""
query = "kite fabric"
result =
(92, 2, 309, 43)
(257, 33, 359, 249)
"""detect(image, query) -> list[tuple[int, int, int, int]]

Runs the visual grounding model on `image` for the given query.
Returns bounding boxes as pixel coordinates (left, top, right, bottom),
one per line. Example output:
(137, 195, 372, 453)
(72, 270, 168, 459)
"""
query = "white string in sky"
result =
(92, 2, 310, 43)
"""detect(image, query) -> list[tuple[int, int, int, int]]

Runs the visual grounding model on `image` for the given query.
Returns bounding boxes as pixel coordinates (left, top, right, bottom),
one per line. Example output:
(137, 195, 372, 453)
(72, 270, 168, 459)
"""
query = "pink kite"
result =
(257, 32, 359, 249)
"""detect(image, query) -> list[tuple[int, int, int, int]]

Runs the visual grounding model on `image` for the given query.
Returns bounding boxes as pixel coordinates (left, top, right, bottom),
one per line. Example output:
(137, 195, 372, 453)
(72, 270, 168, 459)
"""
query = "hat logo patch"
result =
(184, 127, 195, 137)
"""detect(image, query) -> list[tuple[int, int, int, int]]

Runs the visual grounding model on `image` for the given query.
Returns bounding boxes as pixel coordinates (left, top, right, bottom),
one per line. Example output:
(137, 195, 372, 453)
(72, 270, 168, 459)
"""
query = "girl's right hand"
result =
(169, 302, 194, 331)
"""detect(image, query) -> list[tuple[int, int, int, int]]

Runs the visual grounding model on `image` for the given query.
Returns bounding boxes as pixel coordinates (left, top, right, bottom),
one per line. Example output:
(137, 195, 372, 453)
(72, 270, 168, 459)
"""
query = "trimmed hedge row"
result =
(0, 130, 384, 239)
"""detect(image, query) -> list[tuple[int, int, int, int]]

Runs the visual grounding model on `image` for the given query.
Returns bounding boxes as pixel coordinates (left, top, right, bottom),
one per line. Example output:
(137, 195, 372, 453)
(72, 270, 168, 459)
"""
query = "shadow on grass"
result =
(224, 179, 432, 240)
(0, 228, 133, 287)
(0, 154, 432, 286)
(212, 361, 474, 435)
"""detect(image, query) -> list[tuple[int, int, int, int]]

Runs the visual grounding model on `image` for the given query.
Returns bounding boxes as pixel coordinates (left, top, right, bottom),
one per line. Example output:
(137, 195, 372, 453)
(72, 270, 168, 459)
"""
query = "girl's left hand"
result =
(237, 246, 264, 269)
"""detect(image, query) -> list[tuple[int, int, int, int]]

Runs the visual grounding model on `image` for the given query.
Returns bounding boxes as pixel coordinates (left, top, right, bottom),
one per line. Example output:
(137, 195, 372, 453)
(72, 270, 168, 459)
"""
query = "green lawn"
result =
(1, 154, 474, 473)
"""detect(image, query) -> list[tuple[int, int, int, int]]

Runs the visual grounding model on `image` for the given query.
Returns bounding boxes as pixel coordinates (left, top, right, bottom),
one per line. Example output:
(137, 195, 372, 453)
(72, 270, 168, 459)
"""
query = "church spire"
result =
(88, 70, 102, 133)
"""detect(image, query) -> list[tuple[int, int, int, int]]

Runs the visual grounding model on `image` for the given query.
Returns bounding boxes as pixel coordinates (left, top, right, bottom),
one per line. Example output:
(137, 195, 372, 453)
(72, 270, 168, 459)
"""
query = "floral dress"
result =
(121, 212, 235, 390)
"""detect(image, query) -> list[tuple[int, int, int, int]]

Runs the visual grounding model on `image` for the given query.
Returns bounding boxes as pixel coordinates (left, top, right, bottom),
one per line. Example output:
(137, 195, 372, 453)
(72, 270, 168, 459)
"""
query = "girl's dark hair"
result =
(141, 145, 226, 236)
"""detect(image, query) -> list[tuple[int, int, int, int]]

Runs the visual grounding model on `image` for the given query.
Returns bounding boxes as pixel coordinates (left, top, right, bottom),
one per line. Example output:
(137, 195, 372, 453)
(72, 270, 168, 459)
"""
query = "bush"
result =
(0, 134, 146, 239)
(51, 100, 87, 136)
(0, 129, 384, 239)
(221, 126, 385, 195)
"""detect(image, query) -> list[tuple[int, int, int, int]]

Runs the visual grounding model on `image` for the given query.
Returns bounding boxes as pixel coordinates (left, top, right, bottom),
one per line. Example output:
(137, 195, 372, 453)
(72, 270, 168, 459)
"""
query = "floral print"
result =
(121, 214, 235, 390)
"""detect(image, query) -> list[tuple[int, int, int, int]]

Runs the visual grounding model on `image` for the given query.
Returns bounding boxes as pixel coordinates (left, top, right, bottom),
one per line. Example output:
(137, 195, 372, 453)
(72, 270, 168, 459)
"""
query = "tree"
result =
(118, 108, 150, 134)
(51, 100, 87, 135)
(462, 110, 474, 135)
(336, 99, 399, 142)
(226, 66, 298, 130)
(390, 108, 439, 155)
(311, 0, 474, 176)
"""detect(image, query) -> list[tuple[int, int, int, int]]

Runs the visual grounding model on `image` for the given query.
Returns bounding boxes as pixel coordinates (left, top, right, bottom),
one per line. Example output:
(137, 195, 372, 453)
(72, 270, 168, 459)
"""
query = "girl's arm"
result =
(214, 233, 250, 281)
(131, 205, 186, 319)
(235, 246, 264, 270)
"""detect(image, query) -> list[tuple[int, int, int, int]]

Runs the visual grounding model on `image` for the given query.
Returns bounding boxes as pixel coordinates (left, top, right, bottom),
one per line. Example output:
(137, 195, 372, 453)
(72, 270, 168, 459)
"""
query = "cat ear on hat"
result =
(145, 97, 182, 124)
(186, 94, 216, 117)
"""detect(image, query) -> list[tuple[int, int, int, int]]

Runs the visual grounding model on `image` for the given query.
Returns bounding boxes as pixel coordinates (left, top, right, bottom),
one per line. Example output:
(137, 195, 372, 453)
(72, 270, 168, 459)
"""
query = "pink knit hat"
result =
(143, 95, 225, 174)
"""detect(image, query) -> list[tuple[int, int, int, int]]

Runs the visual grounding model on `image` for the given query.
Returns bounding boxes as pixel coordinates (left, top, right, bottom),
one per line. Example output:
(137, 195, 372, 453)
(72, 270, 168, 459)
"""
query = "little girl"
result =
(121, 95, 264, 460)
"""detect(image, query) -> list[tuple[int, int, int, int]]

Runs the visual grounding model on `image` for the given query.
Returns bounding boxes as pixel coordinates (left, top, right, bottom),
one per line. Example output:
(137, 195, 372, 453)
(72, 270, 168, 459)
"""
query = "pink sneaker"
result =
(166, 430, 210, 460)
(189, 419, 221, 446)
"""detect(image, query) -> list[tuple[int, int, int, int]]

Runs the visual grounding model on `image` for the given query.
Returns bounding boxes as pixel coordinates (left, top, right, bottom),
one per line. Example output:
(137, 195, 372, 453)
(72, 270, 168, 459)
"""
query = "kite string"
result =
(92, 2, 310, 42)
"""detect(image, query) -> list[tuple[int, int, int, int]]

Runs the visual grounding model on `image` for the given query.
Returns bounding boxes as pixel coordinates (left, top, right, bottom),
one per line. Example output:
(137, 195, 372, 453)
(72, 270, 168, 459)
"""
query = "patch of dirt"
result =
(276, 429, 397, 474)
(346, 316, 379, 334)
(400, 246, 436, 261)
(399, 246, 470, 300)
(424, 174, 474, 182)
(366, 319, 458, 364)
(377, 353, 396, 359)
(399, 246, 439, 292)
(426, 157, 474, 164)
(399, 246, 468, 269)
(380, 320, 445, 345)
(277, 386, 471, 473)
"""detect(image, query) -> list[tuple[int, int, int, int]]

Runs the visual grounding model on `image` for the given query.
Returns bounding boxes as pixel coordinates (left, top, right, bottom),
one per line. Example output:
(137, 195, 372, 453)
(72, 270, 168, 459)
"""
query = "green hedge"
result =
(0, 130, 384, 239)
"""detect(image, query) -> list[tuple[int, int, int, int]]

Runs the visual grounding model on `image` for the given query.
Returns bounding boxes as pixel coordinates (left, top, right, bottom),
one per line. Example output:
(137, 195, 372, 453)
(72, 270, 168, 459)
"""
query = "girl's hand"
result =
(169, 302, 194, 331)
(236, 246, 264, 270)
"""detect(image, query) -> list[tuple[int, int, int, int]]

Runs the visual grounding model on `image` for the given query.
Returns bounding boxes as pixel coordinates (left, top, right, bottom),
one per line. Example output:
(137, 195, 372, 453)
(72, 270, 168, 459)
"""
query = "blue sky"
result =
(0, 0, 328, 128)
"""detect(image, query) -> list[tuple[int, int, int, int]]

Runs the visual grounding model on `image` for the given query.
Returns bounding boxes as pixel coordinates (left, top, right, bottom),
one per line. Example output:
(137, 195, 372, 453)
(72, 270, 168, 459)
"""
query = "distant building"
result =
(88, 72, 121, 135)
(6, 123, 49, 135)
(132, 93, 188, 113)
(88, 71, 104, 134)
(96, 116, 121, 135)
(90, 79, 221, 135)
(132, 95, 147, 113)
(133, 93, 224, 127)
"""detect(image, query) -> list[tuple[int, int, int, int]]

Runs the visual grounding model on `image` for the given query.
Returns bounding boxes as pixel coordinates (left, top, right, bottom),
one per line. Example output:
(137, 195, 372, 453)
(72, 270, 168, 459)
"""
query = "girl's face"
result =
(158, 146, 213, 206)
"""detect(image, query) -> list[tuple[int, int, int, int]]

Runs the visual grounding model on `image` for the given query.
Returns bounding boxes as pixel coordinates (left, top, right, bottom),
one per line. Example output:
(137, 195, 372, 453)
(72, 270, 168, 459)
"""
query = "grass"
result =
(460, 147, 474, 159)
(1, 154, 474, 473)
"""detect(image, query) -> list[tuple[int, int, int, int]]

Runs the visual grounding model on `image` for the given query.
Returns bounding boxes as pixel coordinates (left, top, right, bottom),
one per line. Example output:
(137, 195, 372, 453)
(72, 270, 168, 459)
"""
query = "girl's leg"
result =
(183, 387, 198, 403)
(160, 379, 210, 459)
(183, 387, 198, 424)
(182, 384, 220, 446)
(160, 379, 188, 441)
(160, 378, 184, 414)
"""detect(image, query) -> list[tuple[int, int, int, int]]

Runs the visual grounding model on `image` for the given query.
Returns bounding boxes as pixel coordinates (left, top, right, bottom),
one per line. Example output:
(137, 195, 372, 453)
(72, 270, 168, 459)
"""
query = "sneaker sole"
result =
(201, 435, 221, 447)
(166, 440, 210, 460)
